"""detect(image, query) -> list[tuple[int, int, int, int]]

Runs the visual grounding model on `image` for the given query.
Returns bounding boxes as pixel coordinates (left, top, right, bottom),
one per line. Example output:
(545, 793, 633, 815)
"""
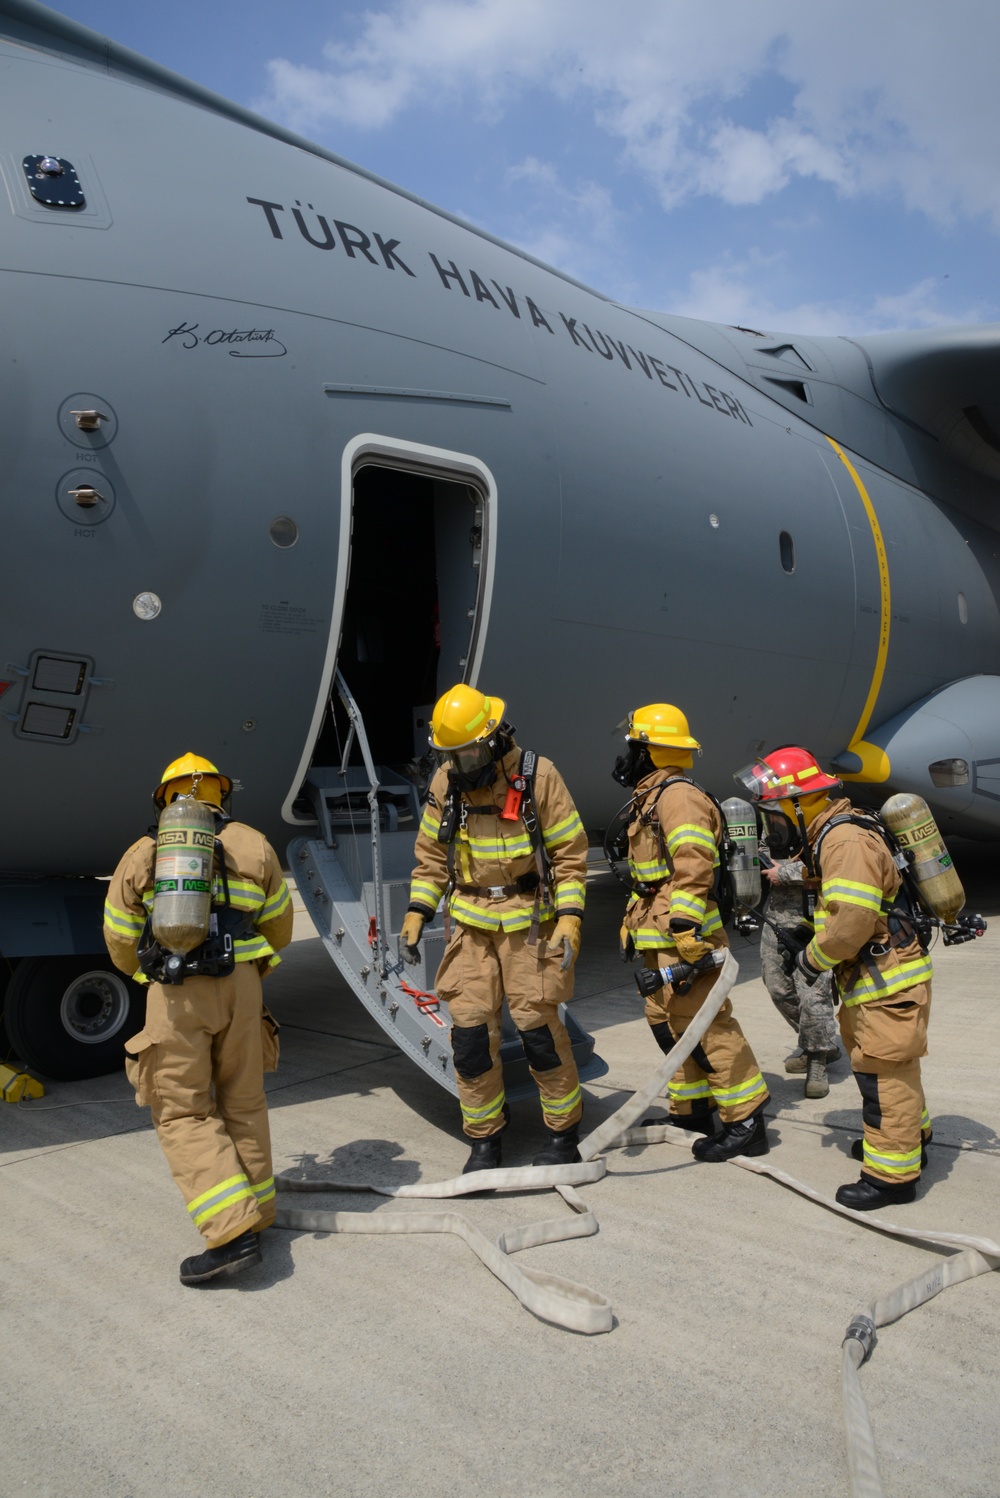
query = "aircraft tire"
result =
(4, 955, 145, 1081)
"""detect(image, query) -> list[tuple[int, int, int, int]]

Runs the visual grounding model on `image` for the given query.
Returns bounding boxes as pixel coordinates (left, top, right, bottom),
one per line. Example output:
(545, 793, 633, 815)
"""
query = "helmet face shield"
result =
(734, 760, 787, 802)
(434, 739, 495, 777)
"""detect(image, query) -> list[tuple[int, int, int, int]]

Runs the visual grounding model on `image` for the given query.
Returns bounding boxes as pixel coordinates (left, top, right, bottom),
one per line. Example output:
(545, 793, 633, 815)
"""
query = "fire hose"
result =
(275, 950, 742, 1334)
(274, 947, 998, 1491)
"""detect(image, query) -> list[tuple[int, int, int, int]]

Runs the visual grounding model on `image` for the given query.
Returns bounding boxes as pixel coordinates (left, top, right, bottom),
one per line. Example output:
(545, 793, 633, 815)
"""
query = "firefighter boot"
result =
(532, 1123, 581, 1167)
(804, 1053, 829, 1099)
(836, 1175, 917, 1211)
(641, 1098, 718, 1135)
(179, 1229, 261, 1286)
(851, 1139, 928, 1169)
(463, 1134, 503, 1173)
(692, 1105, 769, 1162)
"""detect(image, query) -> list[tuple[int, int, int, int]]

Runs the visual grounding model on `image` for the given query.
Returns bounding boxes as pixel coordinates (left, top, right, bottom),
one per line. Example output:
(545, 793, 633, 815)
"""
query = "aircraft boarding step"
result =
(289, 673, 605, 1099)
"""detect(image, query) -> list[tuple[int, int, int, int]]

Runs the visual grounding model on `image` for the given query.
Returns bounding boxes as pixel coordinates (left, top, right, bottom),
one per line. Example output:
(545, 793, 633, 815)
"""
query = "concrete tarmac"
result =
(3, 849, 999, 1498)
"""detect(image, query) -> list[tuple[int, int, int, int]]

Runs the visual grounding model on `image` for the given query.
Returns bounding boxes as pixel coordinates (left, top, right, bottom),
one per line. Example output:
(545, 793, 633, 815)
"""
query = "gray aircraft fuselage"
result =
(1, 0, 998, 1080)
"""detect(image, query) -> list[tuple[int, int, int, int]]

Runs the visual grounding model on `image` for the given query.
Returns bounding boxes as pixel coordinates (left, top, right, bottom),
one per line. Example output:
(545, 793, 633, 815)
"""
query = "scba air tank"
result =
(151, 795, 215, 953)
(880, 792, 965, 924)
(722, 797, 762, 911)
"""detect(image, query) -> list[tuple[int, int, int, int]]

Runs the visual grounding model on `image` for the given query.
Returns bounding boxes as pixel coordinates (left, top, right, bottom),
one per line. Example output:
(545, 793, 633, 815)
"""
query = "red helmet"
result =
(734, 745, 842, 802)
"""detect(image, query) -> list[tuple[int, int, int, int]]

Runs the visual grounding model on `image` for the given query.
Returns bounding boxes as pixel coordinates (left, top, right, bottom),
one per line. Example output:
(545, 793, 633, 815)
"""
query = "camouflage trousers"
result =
(760, 921, 838, 1054)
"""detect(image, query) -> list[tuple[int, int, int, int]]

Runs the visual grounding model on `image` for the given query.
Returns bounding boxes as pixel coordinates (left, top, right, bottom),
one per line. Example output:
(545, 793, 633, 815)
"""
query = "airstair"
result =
(289, 673, 605, 1098)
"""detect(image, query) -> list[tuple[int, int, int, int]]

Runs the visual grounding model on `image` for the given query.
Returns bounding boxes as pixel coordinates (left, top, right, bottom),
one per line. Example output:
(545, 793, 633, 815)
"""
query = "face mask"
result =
(760, 805, 799, 857)
(438, 731, 511, 790)
(612, 742, 654, 788)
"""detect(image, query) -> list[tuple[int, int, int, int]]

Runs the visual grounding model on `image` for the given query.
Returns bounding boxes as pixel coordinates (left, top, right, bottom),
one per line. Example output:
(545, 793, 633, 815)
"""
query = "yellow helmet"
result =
(626, 703, 700, 750)
(430, 685, 507, 750)
(153, 752, 232, 809)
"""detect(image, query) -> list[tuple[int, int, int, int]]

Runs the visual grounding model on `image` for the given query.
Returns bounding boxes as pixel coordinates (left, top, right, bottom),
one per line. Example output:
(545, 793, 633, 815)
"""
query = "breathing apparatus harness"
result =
(603, 773, 736, 930)
(436, 741, 553, 944)
(136, 812, 256, 984)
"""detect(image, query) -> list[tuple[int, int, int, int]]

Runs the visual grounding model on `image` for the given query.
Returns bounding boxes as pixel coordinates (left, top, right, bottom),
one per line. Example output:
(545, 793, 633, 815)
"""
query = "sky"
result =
(44, 0, 1000, 335)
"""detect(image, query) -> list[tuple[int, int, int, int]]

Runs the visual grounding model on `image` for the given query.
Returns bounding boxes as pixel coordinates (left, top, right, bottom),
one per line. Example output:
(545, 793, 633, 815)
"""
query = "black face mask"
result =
(761, 806, 800, 858)
(612, 742, 654, 788)
(446, 730, 514, 791)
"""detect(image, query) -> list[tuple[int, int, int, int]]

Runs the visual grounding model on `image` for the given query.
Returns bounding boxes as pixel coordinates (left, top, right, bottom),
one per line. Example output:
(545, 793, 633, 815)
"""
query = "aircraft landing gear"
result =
(4, 955, 145, 1081)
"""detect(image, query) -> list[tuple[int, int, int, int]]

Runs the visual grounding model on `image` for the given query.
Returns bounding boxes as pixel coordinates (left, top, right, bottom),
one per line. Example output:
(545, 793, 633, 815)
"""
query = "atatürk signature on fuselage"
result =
(163, 322, 287, 356)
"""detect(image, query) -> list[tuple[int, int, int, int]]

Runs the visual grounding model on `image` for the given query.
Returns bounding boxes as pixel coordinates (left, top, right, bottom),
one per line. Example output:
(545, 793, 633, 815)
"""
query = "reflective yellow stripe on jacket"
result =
(838, 952, 934, 1006)
(103, 899, 144, 941)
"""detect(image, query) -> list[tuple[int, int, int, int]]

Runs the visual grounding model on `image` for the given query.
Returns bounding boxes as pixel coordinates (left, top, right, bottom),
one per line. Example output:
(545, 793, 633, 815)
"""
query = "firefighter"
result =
(736, 747, 934, 1210)
(103, 753, 293, 1282)
(616, 705, 770, 1161)
(401, 686, 587, 1172)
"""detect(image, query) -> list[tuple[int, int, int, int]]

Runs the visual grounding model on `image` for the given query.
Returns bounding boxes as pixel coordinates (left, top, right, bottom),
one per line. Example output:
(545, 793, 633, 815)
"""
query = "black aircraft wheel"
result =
(4, 955, 146, 1081)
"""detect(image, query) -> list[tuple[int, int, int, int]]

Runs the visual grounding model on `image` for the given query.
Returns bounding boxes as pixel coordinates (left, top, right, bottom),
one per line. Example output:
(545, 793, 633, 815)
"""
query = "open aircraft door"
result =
(288, 440, 603, 1098)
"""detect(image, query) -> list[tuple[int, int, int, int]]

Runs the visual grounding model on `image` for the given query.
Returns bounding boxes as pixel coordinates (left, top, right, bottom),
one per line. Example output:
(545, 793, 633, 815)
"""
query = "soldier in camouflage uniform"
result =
(760, 855, 839, 1097)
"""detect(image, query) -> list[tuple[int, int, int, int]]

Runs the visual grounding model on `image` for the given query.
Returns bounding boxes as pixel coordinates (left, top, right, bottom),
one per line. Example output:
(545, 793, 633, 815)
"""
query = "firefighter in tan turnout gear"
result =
(614, 705, 770, 1161)
(737, 747, 934, 1211)
(402, 686, 588, 1173)
(104, 753, 293, 1283)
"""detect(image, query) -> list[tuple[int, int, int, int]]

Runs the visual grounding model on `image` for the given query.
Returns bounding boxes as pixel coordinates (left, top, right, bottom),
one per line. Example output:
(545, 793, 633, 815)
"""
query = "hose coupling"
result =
(842, 1314, 877, 1364)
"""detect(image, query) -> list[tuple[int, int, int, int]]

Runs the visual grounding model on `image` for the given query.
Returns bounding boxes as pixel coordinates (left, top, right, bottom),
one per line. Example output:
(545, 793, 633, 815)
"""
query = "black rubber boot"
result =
(692, 1105, 769, 1162)
(179, 1228, 261, 1286)
(641, 1099, 718, 1135)
(463, 1134, 504, 1173)
(532, 1124, 581, 1167)
(851, 1139, 928, 1169)
(835, 1174, 916, 1210)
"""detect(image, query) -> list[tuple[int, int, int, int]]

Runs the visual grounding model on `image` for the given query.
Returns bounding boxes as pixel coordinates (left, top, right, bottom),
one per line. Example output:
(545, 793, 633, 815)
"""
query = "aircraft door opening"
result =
(330, 462, 486, 770)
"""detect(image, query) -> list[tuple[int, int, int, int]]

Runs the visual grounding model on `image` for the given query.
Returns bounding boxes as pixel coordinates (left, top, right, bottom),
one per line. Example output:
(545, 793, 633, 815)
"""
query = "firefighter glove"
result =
(669, 921, 712, 963)
(619, 921, 635, 963)
(549, 915, 582, 972)
(795, 947, 822, 986)
(400, 911, 425, 966)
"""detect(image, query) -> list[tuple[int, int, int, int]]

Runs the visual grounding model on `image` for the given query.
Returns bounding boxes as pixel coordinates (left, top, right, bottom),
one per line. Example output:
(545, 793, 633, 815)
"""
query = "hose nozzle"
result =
(635, 948, 725, 998)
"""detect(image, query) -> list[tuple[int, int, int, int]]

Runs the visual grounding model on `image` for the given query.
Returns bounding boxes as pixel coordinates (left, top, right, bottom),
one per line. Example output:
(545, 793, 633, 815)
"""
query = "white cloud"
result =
(670, 256, 985, 335)
(260, 1, 1000, 228)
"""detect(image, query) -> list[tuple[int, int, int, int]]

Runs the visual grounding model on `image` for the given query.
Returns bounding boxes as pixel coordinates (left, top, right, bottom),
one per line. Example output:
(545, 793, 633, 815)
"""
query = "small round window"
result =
(269, 515, 299, 549)
(779, 530, 795, 573)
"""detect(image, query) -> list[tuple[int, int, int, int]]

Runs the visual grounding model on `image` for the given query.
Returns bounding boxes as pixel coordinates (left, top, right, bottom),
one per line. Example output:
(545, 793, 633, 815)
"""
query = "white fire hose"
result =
(275, 948, 999, 1490)
(275, 951, 741, 1333)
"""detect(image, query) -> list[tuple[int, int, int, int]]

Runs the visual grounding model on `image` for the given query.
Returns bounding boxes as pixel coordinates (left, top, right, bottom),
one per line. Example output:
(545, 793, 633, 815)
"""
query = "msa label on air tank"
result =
(896, 817, 937, 847)
(182, 879, 211, 894)
(244, 197, 753, 429)
(154, 879, 178, 894)
(158, 829, 189, 847)
(157, 828, 215, 849)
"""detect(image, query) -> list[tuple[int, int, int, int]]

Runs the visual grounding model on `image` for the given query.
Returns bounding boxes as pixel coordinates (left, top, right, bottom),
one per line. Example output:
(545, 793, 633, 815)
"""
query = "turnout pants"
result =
(839, 982, 932, 1186)
(760, 921, 838, 1054)
(435, 922, 583, 1138)
(643, 954, 769, 1123)
(124, 962, 279, 1247)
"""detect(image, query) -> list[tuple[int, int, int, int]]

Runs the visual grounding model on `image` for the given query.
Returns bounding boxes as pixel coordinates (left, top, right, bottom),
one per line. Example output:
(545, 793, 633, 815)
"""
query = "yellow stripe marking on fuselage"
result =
(825, 435, 892, 783)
